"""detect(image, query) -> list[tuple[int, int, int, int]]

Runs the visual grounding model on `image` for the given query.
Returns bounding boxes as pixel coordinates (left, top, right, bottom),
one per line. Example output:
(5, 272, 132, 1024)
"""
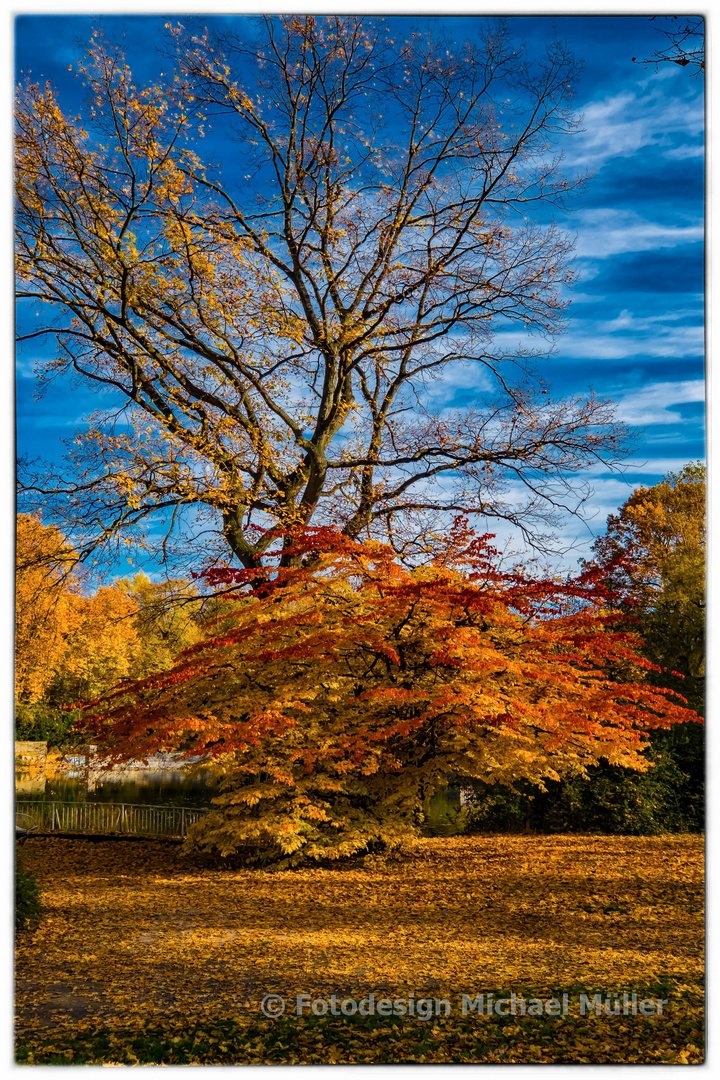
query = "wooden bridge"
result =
(15, 800, 208, 839)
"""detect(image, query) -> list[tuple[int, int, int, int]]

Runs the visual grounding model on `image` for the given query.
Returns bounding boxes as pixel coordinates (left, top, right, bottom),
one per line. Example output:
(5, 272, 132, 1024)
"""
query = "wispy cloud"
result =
(573, 208, 703, 259)
(490, 322, 703, 362)
(612, 379, 705, 425)
(412, 359, 495, 405)
(567, 85, 703, 171)
(581, 456, 704, 479)
(597, 309, 702, 333)
(664, 144, 704, 160)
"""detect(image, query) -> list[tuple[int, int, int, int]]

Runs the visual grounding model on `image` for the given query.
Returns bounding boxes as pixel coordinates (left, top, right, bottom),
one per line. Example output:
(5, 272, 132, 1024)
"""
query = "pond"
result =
(16, 767, 467, 835)
(422, 784, 468, 837)
(15, 768, 215, 808)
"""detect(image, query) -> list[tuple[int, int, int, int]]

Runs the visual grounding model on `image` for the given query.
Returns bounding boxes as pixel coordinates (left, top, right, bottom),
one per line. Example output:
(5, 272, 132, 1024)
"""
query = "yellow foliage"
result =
(15, 514, 139, 702)
(15, 514, 78, 701)
(16, 21, 630, 571)
(15, 834, 704, 1064)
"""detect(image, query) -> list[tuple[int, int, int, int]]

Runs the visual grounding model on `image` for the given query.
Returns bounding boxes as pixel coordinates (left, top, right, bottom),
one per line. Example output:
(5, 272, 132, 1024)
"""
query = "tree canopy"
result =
(16, 16, 630, 572)
(79, 526, 700, 864)
(16, 513, 81, 702)
(115, 571, 206, 679)
(16, 513, 209, 711)
(16, 514, 140, 705)
(588, 462, 705, 713)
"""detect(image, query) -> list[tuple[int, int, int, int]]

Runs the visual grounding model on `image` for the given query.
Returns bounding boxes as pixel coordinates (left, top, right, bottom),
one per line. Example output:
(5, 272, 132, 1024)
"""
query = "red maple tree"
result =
(78, 525, 702, 863)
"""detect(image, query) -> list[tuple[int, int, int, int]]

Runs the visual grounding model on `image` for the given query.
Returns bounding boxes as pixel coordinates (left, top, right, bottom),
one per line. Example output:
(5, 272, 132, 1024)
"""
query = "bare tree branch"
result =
(16, 17, 632, 571)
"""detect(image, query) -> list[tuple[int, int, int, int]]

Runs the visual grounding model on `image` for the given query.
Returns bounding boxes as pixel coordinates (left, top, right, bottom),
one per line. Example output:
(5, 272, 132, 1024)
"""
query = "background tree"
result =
(463, 463, 706, 835)
(589, 461, 705, 712)
(16, 514, 140, 745)
(80, 528, 700, 864)
(590, 462, 704, 826)
(16, 513, 78, 703)
(15, 515, 207, 745)
(116, 572, 206, 678)
(42, 585, 145, 706)
(16, 16, 629, 572)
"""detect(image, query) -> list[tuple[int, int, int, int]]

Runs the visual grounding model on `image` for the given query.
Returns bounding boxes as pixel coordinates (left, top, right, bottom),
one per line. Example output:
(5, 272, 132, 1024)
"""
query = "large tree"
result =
(80, 527, 700, 863)
(16, 17, 629, 571)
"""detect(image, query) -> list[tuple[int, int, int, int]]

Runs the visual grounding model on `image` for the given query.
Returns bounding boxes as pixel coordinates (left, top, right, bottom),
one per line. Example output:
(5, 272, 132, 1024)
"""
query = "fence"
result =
(15, 800, 208, 838)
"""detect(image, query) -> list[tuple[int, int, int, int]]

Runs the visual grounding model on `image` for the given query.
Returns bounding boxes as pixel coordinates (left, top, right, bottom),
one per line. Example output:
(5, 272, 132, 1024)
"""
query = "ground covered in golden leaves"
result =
(15, 834, 703, 1064)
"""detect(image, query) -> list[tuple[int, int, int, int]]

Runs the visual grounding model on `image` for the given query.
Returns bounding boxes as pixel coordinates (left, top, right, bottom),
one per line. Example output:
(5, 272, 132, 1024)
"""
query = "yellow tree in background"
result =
(588, 462, 705, 707)
(16, 514, 139, 705)
(116, 572, 206, 678)
(16, 514, 78, 702)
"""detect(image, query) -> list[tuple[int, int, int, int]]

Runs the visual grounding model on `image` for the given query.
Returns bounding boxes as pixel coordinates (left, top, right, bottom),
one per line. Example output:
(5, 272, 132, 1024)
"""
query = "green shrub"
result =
(15, 700, 79, 748)
(16, 864, 41, 931)
(463, 728, 703, 836)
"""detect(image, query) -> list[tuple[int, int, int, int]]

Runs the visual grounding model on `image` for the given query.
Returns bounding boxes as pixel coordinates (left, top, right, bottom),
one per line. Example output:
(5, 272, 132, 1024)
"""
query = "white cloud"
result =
(573, 208, 703, 259)
(581, 457, 703, 480)
(412, 358, 495, 405)
(490, 321, 703, 362)
(612, 379, 705, 425)
(664, 144, 705, 160)
(15, 355, 42, 379)
(597, 308, 702, 334)
(564, 291, 607, 305)
(566, 85, 703, 172)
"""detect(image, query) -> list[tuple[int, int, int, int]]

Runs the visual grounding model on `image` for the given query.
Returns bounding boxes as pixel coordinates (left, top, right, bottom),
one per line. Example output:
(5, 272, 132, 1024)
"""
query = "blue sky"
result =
(14, 13, 705, 572)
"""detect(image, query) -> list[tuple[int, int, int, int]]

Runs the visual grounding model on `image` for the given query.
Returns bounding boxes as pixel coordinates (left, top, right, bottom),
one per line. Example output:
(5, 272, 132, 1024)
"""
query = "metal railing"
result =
(15, 800, 208, 838)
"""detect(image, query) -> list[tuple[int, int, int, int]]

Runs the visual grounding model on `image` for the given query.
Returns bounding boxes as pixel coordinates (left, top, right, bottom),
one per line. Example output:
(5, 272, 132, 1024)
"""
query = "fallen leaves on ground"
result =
(15, 834, 704, 1064)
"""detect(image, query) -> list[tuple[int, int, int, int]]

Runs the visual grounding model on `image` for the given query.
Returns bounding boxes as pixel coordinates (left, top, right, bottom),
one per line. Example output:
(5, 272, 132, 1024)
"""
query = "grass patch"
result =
(15, 865, 41, 932)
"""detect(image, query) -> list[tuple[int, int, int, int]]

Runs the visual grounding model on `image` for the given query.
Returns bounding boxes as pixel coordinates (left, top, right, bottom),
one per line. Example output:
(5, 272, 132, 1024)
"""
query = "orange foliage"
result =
(80, 527, 702, 863)
(16, 514, 77, 701)
(16, 514, 139, 702)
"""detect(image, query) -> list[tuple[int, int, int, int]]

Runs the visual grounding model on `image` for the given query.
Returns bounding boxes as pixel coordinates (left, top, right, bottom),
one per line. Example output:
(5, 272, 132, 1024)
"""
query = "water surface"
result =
(16, 768, 214, 808)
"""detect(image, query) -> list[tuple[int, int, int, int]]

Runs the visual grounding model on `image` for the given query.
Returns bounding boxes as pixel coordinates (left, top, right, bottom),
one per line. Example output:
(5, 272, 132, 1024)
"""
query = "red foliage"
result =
(79, 525, 701, 771)
(75, 525, 702, 863)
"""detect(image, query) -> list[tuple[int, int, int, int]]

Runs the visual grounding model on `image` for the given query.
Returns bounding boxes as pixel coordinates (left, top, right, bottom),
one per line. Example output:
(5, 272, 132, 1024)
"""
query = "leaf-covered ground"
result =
(15, 834, 703, 1064)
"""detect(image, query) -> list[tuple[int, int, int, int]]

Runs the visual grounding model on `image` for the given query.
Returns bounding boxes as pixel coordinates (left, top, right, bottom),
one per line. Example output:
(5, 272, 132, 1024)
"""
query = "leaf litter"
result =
(15, 834, 703, 1063)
